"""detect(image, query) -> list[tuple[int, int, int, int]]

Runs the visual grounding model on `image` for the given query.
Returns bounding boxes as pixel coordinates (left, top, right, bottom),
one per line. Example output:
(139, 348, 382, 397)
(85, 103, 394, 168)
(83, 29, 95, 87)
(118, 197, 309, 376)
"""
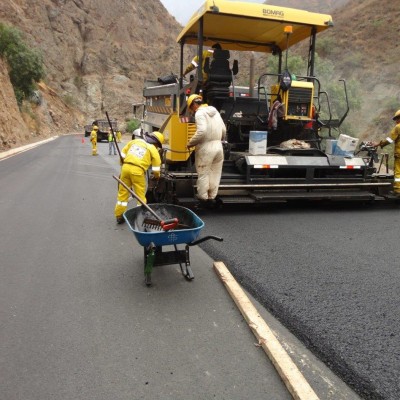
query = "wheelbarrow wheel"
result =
(144, 273, 152, 286)
(144, 244, 156, 287)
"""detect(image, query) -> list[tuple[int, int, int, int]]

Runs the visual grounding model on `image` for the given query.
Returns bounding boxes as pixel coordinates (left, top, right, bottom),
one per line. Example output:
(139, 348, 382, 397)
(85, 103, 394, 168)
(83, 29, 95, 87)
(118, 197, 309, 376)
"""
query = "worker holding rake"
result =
(114, 131, 164, 224)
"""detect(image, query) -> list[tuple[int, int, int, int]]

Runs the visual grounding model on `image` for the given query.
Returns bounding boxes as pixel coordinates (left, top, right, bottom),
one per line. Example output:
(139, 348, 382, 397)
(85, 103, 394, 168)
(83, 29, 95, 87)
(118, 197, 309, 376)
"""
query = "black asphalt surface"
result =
(0, 134, 386, 400)
(199, 200, 400, 399)
(1, 136, 293, 400)
(1, 135, 363, 400)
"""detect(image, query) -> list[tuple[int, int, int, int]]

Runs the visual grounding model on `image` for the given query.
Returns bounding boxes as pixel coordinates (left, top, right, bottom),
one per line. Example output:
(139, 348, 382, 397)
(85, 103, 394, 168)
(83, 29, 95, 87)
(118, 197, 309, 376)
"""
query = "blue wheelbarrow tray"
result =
(123, 204, 205, 247)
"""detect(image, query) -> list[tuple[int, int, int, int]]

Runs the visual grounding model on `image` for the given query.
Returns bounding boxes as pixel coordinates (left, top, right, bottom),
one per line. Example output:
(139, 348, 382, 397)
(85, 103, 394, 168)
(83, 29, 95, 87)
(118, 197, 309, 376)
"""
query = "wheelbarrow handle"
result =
(188, 235, 223, 246)
(112, 175, 161, 221)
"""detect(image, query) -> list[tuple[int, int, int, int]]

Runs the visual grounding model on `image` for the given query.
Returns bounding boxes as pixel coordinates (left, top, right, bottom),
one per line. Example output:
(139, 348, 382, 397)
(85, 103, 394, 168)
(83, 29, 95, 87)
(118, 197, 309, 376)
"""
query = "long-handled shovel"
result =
(112, 175, 179, 230)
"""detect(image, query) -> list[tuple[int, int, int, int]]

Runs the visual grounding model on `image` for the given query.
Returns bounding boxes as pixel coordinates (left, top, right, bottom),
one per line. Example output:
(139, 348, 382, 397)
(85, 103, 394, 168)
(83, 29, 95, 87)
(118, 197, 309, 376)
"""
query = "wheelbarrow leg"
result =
(144, 243, 156, 286)
(176, 244, 194, 280)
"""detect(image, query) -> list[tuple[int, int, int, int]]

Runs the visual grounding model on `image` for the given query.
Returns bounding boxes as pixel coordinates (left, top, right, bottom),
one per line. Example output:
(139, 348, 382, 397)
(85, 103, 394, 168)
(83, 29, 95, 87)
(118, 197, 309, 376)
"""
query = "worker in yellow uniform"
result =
(114, 131, 164, 224)
(373, 109, 400, 196)
(183, 43, 221, 83)
(116, 130, 122, 143)
(90, 125, 98, 156)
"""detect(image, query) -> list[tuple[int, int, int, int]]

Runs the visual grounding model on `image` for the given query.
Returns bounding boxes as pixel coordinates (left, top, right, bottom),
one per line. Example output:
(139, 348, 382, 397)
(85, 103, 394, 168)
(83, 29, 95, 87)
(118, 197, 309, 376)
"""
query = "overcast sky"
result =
(159, 0, 265, 26)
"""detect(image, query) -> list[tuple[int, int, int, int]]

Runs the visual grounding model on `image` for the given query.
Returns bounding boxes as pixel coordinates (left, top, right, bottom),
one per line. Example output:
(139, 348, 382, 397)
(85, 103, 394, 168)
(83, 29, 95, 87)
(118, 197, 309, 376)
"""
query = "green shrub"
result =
(0, 23, 45, 105)
(62, 94, 75, 106)
(316, 37, 335, 57)
(125, 119, 141, 133)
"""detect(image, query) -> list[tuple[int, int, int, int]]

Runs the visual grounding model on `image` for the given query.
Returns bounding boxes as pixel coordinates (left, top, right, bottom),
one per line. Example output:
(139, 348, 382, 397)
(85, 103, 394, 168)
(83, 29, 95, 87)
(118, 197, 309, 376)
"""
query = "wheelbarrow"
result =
(123, 203, 223, 286)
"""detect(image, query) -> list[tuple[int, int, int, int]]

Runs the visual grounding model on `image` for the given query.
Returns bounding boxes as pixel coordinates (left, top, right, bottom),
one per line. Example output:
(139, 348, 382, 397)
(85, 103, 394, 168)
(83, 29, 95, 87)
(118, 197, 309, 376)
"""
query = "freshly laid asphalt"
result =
(0, 135, 361, 400)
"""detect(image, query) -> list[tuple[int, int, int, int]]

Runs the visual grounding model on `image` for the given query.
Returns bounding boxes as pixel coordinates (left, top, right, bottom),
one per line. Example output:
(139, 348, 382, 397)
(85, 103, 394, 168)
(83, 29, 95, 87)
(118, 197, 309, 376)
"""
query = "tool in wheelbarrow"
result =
(112, 175, 179, 230)
(142, 218, 190, 231)
(123, 203, 223, 286)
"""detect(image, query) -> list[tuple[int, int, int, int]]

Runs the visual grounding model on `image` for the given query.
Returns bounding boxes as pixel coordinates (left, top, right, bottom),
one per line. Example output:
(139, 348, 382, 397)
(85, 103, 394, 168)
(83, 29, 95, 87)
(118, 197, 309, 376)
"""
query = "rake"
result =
(142, 218, 190, 231)
(113, 175, 179, 230)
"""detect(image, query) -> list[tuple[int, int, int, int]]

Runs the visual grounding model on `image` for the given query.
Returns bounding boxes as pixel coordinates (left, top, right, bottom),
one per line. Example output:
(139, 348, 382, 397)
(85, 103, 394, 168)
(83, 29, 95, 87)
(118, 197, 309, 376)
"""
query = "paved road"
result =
(0, 135, 361, 400)
(200, 200, 400, 399)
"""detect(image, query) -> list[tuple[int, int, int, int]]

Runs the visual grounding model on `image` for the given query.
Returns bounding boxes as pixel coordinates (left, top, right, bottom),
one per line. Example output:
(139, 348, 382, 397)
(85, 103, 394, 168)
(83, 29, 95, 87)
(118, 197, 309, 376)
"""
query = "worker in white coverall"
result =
(187, 94, 226, 207)
(114, 131, 164, 224)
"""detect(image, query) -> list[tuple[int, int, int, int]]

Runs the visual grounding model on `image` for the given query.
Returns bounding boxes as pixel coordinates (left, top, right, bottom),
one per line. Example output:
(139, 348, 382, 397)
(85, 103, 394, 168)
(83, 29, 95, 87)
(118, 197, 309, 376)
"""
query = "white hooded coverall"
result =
(188, 104, 226, 200)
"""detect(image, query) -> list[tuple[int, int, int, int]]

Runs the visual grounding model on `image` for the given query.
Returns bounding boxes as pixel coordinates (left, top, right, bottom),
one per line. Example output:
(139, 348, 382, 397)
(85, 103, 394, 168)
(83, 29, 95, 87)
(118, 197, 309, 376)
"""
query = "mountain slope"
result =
(0, 0, 399, 149)
(325, 0, 400, 139)
(0, 0, 181, 118)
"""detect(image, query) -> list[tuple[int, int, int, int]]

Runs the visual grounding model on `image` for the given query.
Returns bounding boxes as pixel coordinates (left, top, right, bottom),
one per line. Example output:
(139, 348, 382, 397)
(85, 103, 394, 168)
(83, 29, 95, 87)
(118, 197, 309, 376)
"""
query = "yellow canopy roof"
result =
(177, 0, 333, 53)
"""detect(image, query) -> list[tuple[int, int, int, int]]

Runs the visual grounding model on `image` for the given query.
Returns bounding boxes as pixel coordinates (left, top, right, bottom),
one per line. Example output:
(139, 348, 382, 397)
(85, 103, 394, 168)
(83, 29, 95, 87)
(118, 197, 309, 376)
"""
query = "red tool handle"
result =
(161, 218, 179, 231)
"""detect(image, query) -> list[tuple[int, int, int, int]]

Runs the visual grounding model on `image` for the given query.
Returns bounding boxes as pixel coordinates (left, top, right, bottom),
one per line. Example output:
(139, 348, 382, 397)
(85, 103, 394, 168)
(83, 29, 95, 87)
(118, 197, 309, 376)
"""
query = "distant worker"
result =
(114, 131, 164, 224)
(116, 130, 122, 143)
(372, 109, 400, 196)
(187, 94, 226, 207)
(108, 128, 117, 155)
(90, 125, 98, 156)
(183, 43, 222, 83)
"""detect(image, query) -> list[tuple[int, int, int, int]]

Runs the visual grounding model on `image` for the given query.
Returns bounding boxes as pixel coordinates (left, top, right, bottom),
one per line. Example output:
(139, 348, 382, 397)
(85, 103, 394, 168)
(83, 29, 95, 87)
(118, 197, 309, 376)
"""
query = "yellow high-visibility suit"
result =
(379, 120, 400, 193)
(184, 50, 213, 82)
(116, 130, 122, 143)
(90, 129, 97, 156)
(114, 138, 162, 218)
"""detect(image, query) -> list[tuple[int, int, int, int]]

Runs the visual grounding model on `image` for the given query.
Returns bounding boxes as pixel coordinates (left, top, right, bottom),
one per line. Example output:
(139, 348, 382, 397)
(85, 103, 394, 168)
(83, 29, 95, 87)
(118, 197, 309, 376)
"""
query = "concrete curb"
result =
(0, 136, 59, 160)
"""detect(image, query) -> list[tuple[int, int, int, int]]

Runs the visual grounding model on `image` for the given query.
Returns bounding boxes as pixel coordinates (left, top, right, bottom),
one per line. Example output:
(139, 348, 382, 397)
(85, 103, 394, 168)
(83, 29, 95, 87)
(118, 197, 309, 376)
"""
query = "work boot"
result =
(206, 199, 217, 209)
(194, 199, 208, 212)
(116, 216, 125, 224)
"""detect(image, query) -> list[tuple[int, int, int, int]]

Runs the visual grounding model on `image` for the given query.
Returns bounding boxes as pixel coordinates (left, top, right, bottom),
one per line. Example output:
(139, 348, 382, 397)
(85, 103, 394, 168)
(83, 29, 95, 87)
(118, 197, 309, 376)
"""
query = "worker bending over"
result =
(114, 131, 164, 224)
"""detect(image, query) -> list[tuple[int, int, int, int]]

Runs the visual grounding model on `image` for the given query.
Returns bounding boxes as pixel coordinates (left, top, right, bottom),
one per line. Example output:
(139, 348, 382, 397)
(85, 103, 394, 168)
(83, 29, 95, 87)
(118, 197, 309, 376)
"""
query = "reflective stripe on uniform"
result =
(191, 60, 198, 67)
(394, 178, 400, 182)
(117, 201, 128, 206)
(386, 137, 394, 143)
(152, 166, 160, 171)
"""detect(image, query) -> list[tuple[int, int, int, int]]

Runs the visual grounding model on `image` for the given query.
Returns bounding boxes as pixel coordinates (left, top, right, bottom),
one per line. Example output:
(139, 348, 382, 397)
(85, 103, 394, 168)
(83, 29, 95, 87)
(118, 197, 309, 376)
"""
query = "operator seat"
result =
(203, 49, 238, 103)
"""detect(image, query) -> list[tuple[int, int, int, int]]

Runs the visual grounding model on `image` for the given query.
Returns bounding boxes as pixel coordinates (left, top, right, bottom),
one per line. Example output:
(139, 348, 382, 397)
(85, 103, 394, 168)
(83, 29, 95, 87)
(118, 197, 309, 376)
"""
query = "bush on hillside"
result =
(125, 119, 141, 133)
(0, 23, 45, 105)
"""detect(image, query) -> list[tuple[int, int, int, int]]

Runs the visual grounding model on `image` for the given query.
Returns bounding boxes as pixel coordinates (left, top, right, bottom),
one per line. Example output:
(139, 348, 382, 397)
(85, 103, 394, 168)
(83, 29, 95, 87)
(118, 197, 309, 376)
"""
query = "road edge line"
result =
(213, 261, 319, 400)
(0, 136, 59, 160)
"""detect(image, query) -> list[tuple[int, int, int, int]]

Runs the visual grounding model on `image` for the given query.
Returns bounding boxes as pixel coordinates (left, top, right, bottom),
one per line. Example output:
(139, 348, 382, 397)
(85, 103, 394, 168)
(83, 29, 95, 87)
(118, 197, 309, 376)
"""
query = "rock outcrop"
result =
(0, 0, 181, 150)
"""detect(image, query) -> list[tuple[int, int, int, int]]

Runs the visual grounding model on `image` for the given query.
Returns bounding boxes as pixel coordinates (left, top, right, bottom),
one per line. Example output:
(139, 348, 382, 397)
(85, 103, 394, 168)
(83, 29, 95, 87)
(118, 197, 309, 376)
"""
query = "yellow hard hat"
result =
(393, 109, 400, 121)
(152, 131, 164, 146)
(187, 94, 203, 109)
(145, 131, 164, 148)
(93, 125, 98, 130)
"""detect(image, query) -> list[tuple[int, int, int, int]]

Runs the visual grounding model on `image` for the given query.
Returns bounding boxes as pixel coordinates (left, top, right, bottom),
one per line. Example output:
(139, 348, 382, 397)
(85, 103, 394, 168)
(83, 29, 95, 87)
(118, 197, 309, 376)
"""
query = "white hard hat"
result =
(132, 128, 142, 137)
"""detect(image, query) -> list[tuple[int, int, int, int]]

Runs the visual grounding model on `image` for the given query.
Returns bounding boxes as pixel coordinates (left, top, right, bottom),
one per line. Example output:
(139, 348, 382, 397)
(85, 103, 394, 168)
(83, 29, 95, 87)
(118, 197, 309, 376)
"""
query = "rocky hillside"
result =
(265, 0, 349, 12)
(325, 0, 400, 139)
(0, 0, 181, 150)
(0, 55, 83, 149)
(0, 0, 399, 151)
